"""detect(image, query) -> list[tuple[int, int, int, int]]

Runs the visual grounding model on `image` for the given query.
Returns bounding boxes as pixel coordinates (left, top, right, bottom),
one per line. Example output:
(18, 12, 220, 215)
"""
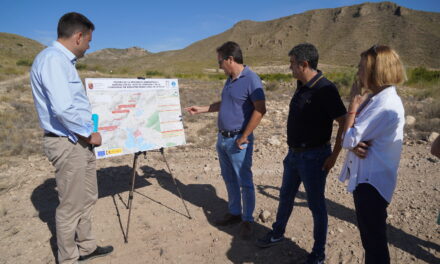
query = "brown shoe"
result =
(214, 213, 242, 226)
(239, 221, 253, 240)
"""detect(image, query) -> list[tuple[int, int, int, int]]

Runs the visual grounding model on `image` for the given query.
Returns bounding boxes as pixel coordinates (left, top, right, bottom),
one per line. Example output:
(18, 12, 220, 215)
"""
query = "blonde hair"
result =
(361, 45, 406, 88)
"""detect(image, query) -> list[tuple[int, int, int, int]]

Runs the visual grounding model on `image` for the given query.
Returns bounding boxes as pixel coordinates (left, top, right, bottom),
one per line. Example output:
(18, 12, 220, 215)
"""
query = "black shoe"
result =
(78, 245, 114, 262)
(304, 252, 325, 264)
(214, 213, 242, 226)
(239, 221, 253, 240)
(255, 231, 284, 248)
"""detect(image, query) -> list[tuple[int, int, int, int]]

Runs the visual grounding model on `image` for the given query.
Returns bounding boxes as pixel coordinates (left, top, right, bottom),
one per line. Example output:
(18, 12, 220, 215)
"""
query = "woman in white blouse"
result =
(339, 45, 406, 264)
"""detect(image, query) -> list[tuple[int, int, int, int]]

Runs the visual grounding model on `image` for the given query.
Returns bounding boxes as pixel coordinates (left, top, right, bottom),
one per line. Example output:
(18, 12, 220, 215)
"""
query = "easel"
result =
(123, 148, 192, 243)
(124, 150, 145, 243)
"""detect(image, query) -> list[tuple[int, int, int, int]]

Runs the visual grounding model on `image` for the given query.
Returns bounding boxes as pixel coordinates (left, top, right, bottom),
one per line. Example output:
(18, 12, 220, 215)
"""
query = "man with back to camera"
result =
(30, 12, 113, 264)
(256, 43, 346, 264)
(185, 41, 266, 239)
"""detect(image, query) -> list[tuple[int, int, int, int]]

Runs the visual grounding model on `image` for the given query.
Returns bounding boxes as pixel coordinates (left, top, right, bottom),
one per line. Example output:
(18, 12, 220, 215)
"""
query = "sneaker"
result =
(304, 252, 325, 264)
(255, 231, 284, 248)
(239, 221, 253, 240)
(214, 213, 242, 226)
(78, 245, 114, 263)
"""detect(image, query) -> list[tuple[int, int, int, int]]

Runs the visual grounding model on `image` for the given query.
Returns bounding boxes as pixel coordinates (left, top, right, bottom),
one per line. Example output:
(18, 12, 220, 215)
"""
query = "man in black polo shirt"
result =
(256, 43, 346, 264)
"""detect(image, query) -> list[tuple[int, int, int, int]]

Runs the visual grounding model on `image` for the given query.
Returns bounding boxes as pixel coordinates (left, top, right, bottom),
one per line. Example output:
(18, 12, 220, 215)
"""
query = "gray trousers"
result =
(43, 136, 98, 264)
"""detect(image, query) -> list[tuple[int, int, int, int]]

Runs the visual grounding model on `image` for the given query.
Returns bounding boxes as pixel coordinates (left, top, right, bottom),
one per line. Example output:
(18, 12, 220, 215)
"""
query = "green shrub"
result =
(207, 73, 227, 80)
(259, 73, 292, 82)
(173, 73, 226, 80)
(2, 67, 24, 75)
(406, 67, 440, 85)
(404, 67, 440, 98)
(76, 63, 87, 70)
(16, 59, 33, 66)
(325, 70, 356, 97)
(145, 70, 163, 77)
(405, 67, 440, 98)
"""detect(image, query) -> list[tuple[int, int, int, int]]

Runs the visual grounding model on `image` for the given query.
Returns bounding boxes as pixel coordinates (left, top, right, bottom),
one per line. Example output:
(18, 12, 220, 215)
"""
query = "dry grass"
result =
(0, 82, 42, 159)
(0, 33, 44, 81)
(403, 96, 440, 140)
(413, 102, 440, 134)
(0, 69, 437, 161)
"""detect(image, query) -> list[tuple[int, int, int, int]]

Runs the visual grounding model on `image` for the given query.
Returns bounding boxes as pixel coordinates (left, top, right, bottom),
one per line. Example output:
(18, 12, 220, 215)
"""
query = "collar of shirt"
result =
(228, 65, 249, 83)
(369, 86, 396, 102)
(297, 70, 323, 89)
(52, 41, 77, 65)
(356, 86, 396, 115)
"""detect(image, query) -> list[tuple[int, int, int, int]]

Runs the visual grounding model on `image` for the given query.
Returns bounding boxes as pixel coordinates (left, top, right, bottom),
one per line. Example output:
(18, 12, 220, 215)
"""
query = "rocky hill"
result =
(82, 47, 152, 67)
(1, 1, 439, 75)
(81, 1, 440, 74)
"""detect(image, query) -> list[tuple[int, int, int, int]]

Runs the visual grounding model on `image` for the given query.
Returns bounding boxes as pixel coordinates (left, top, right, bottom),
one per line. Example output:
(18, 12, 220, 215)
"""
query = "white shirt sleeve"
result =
(342, 102, 390, 149)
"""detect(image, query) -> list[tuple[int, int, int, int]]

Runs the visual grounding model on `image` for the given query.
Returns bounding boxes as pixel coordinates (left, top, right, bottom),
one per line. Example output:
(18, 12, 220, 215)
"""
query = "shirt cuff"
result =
(74, 123, 94, 139)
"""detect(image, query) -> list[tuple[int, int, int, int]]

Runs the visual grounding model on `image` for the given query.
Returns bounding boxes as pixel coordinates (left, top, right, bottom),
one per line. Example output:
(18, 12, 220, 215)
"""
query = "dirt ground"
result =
(0, 80, 439, 264)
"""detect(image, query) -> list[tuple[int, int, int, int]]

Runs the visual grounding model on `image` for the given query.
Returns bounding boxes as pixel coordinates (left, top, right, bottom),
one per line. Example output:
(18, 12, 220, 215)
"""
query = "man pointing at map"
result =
(185, 41, 266, 239)
(30, 12, 113, 264)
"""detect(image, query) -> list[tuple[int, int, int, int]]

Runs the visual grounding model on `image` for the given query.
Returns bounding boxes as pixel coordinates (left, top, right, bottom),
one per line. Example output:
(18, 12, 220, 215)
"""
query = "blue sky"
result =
(1, 0, 438, 53)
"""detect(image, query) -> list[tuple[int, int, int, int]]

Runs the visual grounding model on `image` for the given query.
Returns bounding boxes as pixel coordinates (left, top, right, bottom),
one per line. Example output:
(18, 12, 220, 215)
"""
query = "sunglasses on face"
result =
(218, 57, 230, 65)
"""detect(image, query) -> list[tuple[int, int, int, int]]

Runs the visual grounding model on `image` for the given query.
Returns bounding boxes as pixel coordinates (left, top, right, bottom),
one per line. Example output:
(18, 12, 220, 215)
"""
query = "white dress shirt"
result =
(30, 41, 93, 143)
(339, 86, 405, 203)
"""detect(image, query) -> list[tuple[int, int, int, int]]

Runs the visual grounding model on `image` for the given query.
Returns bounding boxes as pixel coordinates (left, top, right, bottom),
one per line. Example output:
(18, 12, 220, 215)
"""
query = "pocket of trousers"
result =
(43, 137, 75, 165)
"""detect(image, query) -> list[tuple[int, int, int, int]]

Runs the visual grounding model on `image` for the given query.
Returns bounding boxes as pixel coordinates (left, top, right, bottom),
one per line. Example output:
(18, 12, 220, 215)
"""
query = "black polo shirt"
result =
(287, 71, 346, 148)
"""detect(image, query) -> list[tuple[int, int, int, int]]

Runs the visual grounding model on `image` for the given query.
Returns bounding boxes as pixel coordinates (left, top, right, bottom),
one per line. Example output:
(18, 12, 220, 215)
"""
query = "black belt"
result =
(44, 132, 62, 137)
(289, 142, 330, 152)
(44, 132, 94, 150)
(219, 129, 242, 138)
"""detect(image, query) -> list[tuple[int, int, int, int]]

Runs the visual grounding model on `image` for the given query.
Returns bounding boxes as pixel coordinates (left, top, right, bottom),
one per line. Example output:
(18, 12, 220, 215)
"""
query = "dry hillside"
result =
(82, 1, 440, 74)
(0, 33, 44, 80)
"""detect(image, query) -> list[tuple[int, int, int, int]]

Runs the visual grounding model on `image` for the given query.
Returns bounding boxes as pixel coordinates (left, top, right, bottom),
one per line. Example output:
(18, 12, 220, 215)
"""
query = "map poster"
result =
(85, 78, 186, 159)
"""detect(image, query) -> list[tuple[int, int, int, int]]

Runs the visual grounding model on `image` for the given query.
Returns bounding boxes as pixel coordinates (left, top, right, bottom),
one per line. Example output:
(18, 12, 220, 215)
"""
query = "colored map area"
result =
(86, 78, 186, 159)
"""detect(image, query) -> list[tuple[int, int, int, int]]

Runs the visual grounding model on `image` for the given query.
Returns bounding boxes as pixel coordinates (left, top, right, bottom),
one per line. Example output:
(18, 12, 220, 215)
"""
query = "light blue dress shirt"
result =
(31, 41, 93, 143)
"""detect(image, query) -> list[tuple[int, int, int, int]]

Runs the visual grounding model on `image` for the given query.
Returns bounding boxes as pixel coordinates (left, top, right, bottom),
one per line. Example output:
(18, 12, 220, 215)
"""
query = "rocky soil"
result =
(0, 79, 439, 264)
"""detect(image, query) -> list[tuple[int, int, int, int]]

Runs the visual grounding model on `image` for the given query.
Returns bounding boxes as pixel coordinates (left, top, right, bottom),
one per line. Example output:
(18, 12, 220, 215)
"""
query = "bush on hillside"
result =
(145, 70, 162, 77)
(325, 70, 356, 97)
(406, 67, 440, 84)
(16, 59, 33, 67)
(259, 73, 291, 82)
(76, 63, 87, 70)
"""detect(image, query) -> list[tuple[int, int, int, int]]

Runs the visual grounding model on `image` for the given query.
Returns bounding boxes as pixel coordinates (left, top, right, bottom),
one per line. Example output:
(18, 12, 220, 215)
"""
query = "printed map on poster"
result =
(85, 78, 186, 159)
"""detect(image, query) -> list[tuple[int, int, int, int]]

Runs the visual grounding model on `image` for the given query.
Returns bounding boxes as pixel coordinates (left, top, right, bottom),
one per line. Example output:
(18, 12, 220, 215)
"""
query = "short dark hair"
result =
(288, 43, 319, 70)
(216, 41, 243, 64)
(57, 12, 95, 39)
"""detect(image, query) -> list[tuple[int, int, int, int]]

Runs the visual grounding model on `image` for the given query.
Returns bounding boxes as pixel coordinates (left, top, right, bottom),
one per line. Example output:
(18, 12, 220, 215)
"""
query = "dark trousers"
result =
(272, 145, 331, 256)
(353, 183, 390, 264)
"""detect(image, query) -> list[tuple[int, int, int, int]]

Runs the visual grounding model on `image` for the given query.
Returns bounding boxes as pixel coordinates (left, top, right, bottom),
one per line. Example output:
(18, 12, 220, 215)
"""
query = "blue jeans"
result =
(272, 145, 331, 256)
(216, 133, 255, 222)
